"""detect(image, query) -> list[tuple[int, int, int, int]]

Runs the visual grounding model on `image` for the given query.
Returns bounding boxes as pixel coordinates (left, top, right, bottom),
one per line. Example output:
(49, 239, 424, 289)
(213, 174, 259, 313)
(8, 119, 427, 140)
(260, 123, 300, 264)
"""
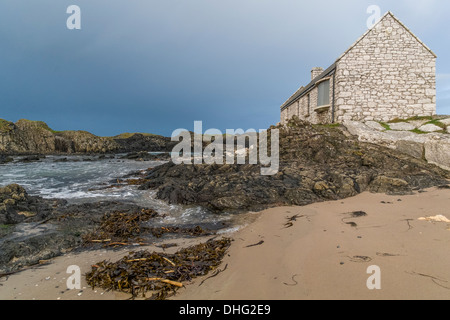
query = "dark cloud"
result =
(0, 1, 449, 136)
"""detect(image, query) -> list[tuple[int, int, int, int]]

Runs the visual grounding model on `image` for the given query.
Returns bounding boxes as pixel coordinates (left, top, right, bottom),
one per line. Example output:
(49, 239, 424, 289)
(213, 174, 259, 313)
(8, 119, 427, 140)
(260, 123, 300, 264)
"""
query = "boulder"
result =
(424, 139, 450, 171)
(418, 123, 443, 132)
(368, 176, 411, 195)
(389, 122, 415, 131)
(343, 120, 450, 171)
(440, 118, 450, 126)
(395, 140, 424, 159)
(365, 121, 386, 131)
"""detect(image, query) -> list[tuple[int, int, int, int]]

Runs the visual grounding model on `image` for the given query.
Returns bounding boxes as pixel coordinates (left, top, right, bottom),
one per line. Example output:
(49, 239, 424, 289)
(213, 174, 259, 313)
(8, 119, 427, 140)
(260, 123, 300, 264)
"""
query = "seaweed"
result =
(85, 237, 232, 299)
(149, 226, 211, 238)
(83, 208, 159, 246)
(83, 208, 214, 249)
(351, 211, 367, 217)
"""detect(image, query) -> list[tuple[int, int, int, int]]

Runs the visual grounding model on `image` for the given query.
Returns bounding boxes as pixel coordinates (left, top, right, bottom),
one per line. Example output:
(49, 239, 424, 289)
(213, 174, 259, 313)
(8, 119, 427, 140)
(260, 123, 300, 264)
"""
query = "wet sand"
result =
(0, 237, 211, 300)
(1, 187, 449, 300)
(174, 187, 450, 300)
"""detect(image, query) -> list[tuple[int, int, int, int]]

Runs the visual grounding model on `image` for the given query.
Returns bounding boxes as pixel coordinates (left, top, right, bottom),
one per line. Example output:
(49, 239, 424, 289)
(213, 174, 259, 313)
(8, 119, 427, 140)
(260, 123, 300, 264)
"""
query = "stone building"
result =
(280, 12, 436, 125)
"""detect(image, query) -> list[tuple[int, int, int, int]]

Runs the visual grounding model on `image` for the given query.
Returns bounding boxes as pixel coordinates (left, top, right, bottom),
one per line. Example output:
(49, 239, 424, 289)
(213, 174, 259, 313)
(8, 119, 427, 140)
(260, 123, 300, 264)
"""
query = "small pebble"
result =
(340, 262, 345, 265)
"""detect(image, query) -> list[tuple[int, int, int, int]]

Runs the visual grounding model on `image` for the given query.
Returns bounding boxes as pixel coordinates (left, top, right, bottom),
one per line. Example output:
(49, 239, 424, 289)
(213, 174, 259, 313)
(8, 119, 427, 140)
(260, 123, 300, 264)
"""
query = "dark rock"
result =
(0, 118, 175, 154)
(0, 155, 13, 164)
(17, 155, 45, 163)
(138, 118, 449, 212)
(114, 134, 177, 153)
(0, 184, 60, 225)
(120, 151, 171, 161)
(0, 190, 155, 273)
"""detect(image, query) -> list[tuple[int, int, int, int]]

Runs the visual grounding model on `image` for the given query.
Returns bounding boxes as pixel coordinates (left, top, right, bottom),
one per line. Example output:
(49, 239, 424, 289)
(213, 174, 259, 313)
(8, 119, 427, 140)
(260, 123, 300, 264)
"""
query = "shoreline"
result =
(1, 187, 449, 300)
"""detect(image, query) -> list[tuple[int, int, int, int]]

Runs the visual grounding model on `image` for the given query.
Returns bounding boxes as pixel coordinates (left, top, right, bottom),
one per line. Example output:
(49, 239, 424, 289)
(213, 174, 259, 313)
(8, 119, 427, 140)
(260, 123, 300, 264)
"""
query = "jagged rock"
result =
(0, 118, 174, 154)
(120, 151, 171, 161)
(0, 190, 155, 273)
(139, 118, 449, 212)
(0, 184, 60, 225)
(368, 176, 411, 194)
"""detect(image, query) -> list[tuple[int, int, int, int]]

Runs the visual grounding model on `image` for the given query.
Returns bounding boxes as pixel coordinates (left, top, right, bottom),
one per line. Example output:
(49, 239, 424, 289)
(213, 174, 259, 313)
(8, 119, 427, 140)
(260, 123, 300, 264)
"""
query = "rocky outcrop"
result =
(114, 133, 177, 152)
(0, 184, 157, 273)
(0, 119, 173, 154)
(138, 118, 449, 212)
(343, 117, 450, 171)
(0, 184, 63, 225)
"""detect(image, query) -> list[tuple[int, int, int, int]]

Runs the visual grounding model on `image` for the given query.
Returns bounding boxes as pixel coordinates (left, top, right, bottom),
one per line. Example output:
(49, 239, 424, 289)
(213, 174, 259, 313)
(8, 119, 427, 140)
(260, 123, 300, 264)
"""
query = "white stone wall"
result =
(334, 13, 436, 123)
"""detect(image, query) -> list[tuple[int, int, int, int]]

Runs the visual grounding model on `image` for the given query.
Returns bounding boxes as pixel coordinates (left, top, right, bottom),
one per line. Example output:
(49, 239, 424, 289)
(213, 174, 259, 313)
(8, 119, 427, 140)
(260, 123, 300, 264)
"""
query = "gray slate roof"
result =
(280, 63, 336, 111)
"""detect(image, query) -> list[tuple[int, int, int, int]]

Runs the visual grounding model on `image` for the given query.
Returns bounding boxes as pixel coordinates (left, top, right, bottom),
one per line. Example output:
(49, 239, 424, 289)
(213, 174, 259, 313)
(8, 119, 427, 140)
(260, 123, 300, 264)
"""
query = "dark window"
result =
(317, 80, 330, 107)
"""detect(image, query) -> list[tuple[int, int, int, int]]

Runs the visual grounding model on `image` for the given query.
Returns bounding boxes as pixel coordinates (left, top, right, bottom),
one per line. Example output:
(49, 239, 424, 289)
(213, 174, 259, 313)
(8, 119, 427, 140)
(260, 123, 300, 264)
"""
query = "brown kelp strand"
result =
(149, 225, 211, 238)
(83, 208, 159, 245)
(85, 237, 232, 299)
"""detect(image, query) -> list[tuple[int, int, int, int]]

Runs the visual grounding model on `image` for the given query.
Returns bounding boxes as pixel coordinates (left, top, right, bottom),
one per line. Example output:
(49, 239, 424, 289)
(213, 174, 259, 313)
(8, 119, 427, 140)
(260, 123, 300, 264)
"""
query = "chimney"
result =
(311, 67, 324, 80)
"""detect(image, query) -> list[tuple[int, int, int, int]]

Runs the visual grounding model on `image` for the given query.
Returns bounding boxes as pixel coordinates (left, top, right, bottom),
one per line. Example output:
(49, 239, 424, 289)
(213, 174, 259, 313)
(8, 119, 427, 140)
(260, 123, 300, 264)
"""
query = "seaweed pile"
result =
(86, 238, 232, 299)
(83, 209, 159, 246)
(83, 208, 213, 248)
(149, 225, 211, 238)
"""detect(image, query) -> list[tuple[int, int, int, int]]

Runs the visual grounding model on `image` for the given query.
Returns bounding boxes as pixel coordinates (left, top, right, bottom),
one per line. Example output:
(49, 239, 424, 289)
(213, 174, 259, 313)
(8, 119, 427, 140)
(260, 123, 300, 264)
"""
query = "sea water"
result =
(0, 154, 247, 231)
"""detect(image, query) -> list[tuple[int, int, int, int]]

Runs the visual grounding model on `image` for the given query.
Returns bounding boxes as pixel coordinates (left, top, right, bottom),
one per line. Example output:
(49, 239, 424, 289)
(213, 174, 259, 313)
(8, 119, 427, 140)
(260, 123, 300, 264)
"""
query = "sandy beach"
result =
(1, 187, 449, 300)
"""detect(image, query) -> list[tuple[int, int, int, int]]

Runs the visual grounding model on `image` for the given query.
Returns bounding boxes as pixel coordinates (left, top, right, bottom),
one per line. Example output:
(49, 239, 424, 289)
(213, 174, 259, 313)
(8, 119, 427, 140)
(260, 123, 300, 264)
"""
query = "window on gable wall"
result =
(317, 80, 330, 107)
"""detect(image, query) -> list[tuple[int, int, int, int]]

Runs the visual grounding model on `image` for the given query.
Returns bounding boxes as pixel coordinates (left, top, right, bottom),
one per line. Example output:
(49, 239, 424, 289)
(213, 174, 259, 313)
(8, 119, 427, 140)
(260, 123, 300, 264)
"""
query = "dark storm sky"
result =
(1, 0, 449, 136)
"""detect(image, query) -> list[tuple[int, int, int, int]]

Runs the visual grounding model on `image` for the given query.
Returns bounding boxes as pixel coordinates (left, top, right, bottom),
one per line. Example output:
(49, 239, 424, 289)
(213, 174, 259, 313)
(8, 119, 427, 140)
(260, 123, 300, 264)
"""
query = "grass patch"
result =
(388, 116, 434, 123)
(409, 128, 428, 134)
(378, 122, 391, 130)
(319, 123, 341, 128)
(114, 132, 156, 139)
(16, 119, 58, 133)
(424, 119, 447, 130)
(313, 123, 341, 130)
(0, 119, 15, 133)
